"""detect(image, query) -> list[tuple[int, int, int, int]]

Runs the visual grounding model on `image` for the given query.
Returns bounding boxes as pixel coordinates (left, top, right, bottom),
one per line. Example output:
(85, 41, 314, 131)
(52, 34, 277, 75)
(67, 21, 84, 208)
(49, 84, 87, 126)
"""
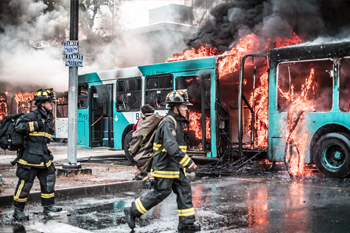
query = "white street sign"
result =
(65, 54, 83, 67)
(64, 41, 79, 54)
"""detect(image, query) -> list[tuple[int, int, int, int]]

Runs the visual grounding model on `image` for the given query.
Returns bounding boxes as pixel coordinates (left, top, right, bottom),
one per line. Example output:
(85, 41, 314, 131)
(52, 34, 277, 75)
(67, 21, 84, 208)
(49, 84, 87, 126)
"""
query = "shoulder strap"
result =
(152, 114, 178, 158)
(166, 115, 177, 131)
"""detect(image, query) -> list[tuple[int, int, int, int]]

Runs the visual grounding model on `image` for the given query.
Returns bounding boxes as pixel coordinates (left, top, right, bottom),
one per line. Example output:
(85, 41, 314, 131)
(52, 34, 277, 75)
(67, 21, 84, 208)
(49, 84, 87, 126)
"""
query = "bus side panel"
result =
(77, 108, 90, 148)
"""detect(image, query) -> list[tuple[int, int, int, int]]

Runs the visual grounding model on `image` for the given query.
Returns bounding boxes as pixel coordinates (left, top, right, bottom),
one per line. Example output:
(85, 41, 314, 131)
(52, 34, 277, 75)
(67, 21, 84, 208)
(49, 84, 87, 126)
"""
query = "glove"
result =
(36, 120, 44, 128)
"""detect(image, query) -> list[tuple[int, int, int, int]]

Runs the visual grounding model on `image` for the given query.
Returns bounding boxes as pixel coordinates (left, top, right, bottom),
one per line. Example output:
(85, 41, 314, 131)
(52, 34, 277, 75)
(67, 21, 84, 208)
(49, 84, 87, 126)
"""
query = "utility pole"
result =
(64, 0, 80, 169)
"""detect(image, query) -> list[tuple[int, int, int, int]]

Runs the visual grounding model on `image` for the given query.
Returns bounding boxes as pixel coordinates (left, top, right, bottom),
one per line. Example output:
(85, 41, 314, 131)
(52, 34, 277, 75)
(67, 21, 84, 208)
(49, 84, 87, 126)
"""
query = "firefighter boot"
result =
(43, 206, 63, 213)
(13, 208, 29, 221)
(124, 207, 136, 229)
(178, 222, 201, 232)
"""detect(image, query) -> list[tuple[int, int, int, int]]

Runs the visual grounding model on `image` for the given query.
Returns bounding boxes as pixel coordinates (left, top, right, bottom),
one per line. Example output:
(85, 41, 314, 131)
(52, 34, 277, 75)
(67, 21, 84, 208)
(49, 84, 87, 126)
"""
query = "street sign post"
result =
(65, 54, 83, 67)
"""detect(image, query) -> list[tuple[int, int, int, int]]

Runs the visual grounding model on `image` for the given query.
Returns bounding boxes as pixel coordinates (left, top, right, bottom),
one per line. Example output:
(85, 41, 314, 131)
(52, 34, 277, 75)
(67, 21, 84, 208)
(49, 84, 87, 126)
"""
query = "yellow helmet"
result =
(161, 90, 193, 106)
(33, 88, 55, 102)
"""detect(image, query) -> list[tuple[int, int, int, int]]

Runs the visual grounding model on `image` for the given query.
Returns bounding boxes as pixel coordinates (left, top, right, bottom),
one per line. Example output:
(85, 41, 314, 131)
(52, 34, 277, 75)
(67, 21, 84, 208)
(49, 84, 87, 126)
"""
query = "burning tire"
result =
(313, 133, 350, 178)
(123, 130, 134, 163)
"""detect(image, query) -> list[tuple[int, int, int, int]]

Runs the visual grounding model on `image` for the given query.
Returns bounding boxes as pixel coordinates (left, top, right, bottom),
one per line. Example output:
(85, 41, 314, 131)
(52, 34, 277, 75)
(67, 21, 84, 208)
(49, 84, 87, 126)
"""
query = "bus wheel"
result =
(313, 133, 350, 178)
(123, 130, 134, 162)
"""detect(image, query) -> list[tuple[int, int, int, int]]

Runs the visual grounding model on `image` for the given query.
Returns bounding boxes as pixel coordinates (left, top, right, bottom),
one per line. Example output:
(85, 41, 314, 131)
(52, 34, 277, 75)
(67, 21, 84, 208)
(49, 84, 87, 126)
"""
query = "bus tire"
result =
(123, 130, 134, 163)
(313, 132, 350, 178)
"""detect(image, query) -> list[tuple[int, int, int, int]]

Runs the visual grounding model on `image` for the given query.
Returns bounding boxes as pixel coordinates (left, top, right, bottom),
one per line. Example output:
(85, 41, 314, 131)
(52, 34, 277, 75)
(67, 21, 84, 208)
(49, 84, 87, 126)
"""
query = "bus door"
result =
(90, 84, 113, 148)
(176, 75, 211, 154)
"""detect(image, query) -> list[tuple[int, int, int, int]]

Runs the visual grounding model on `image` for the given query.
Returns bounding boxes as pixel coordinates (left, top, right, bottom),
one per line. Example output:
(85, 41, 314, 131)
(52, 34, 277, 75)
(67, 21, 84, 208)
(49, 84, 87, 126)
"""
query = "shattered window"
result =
(340, 58, 350, 112)
(277, 60, 333, 112)
(145, 74, 173, 109)
(116, 77, 142, 111)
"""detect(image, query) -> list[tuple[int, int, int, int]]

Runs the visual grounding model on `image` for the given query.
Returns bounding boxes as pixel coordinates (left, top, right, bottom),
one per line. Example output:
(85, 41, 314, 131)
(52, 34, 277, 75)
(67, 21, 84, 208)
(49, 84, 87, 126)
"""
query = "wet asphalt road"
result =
(1, 173, 350, 233)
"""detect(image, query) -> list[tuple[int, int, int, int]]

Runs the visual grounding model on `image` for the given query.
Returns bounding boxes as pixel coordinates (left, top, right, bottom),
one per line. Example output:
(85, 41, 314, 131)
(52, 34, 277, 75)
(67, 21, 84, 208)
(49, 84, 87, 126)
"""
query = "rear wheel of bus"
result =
(123, 130, 134, 163)
(313, 132, 350, 178)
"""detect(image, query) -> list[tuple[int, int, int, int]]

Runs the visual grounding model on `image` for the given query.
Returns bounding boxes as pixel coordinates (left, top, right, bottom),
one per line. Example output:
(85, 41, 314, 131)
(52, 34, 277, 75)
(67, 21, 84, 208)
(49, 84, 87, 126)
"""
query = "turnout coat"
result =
(151, 110, 194, 178)
(15, 108, 54, 168)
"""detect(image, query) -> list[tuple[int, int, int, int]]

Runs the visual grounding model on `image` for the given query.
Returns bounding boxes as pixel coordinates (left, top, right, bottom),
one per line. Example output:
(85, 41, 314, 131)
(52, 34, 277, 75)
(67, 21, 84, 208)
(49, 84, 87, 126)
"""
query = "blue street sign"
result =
(64, 41, 79, 54)
(65, 54, 83, 67)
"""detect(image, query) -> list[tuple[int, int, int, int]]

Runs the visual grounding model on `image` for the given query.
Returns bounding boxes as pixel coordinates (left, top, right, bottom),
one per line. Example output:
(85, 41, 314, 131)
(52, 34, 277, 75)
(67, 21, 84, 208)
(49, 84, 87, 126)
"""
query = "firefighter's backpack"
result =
(130, 113, 177, 172)
(0, 113, 25, 151)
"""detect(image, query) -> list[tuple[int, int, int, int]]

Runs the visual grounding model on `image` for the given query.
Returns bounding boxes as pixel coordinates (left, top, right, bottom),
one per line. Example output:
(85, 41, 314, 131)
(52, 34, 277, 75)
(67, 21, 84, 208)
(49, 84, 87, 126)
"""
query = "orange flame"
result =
(166, 44, 219, 62)
(14, 92, 35, 103)
(167, 32, 304, 158)
(280, 68, 316, 177)
(189, 111, 211, 142)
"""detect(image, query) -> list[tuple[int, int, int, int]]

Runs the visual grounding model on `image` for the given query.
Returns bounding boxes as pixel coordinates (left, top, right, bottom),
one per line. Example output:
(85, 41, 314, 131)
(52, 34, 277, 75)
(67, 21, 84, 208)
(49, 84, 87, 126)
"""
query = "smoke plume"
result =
(187, 0, 350, 52)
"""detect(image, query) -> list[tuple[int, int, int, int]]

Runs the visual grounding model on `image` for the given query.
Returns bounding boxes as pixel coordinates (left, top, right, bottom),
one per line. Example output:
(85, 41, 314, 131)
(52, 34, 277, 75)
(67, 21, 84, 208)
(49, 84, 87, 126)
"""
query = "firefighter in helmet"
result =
(12, 88, 62, 220)
(124, 90, 201, 232)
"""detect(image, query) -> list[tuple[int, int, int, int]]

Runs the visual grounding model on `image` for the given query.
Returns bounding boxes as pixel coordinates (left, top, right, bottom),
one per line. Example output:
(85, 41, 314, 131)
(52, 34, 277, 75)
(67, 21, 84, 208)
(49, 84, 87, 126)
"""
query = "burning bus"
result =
(0, 90, 68, 142)
(0, 92, 8, 120)
(77, 40, 350, 178)
(77, 59, 227, 160)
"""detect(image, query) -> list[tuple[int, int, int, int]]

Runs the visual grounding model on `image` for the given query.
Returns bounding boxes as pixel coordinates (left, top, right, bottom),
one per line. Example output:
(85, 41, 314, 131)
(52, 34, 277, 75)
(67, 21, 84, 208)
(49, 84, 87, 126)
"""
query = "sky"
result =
(119, 0, 187, 29)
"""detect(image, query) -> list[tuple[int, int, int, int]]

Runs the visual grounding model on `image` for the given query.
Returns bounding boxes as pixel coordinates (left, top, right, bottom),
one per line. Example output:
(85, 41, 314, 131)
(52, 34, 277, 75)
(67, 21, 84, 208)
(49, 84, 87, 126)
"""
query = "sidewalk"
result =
(0, 144, 142, 208)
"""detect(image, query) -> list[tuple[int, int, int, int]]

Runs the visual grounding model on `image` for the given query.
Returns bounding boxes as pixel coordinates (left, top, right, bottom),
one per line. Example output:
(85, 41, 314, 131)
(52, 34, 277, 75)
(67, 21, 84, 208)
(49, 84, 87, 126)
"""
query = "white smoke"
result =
(0, 0, 180, 93)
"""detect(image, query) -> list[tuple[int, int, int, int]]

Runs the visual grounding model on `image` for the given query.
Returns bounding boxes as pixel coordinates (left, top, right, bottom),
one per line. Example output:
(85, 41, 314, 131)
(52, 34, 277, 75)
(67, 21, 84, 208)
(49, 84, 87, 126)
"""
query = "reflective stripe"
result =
(153, 143, 186, 153)
(28, 131, 52, 139)
(135, 197, 147, 215)
(46, 160, 52, 167)
(17, 159, 45, 167)
(151, 170, 180, 178)
(14, 196, 27, 202)
(41, 193, 54, 198)
(29, 122, 34, 132)
(178, 207, 195, 217)
(179, 154, 191, 167)
(179, 145, 187, 153)
(14, 180, 25, 200)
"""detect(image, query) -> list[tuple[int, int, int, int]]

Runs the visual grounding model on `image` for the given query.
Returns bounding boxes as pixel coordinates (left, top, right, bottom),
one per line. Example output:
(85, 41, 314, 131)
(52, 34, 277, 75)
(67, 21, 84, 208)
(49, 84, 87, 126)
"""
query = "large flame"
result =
(14, 92, 35, 103)
(168, 32, 304, 166)
(279, 68, 316, 177)
(0, 92, 8, 120)
(189, 111, 211, 141)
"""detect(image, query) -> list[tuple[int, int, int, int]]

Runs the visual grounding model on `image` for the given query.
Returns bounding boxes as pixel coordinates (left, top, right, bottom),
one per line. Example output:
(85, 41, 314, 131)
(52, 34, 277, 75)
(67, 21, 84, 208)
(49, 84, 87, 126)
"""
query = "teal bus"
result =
(77, 57, 232, 161)
(238, 41, 350, 178)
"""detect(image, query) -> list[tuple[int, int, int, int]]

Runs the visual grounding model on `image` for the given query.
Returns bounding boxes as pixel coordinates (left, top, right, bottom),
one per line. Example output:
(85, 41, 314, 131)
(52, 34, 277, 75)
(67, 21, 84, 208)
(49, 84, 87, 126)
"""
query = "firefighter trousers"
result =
(13, 165, 56, 210)
(131, 169, 195, 224)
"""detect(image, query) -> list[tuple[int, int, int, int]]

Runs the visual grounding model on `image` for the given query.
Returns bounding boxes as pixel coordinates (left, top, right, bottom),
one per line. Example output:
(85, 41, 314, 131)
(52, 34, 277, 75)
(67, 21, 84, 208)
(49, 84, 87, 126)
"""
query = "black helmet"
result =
(161, 90, 193, 106)
(33, 88, 55, 102)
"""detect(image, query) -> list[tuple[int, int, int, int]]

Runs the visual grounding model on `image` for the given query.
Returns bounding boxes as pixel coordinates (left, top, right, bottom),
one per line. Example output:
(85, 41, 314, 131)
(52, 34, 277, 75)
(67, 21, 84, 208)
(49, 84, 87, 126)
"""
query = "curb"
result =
(0, 172, 195, 208)
(0, 180, 144, 208)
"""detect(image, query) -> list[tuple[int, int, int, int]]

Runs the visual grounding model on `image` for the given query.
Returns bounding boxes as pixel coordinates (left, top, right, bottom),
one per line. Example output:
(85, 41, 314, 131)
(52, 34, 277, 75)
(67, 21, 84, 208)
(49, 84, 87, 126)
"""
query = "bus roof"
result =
(270, 41, 350, 63)
(78, 56, 217, 84)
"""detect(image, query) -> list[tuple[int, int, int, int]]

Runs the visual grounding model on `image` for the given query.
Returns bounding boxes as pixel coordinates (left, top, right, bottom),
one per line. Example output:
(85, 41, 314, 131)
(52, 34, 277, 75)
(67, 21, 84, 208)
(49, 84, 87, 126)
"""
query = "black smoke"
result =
(187, 0, 350, 51)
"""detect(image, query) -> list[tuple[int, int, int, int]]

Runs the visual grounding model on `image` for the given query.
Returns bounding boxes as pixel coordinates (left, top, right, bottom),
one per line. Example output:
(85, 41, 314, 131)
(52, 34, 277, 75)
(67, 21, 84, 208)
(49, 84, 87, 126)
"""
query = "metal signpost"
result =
(63, 0, 81, 169)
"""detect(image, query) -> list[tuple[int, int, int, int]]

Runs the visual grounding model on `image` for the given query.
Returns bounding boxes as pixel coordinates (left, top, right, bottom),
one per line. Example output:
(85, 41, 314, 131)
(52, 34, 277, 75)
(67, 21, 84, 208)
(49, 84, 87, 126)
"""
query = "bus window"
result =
(340, 58, 350, 112)
(117, 77, 142, 111)
(277, 60, 333, 112)
(56, 92, 69, 117)
(78, 83, 88, 109)
(145, 74, 173, 109)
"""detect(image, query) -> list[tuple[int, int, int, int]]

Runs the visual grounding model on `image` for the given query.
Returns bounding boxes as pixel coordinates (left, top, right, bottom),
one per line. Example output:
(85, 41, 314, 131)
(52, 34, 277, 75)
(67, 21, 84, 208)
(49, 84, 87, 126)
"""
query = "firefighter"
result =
(12, 88, 62, 220)
(124, 90, 201, 232)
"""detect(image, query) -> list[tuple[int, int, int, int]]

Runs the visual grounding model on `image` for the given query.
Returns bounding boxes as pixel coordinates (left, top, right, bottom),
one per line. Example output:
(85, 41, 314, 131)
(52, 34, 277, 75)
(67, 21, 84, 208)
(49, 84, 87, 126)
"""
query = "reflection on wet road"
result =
(1, 176, 350, 232)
